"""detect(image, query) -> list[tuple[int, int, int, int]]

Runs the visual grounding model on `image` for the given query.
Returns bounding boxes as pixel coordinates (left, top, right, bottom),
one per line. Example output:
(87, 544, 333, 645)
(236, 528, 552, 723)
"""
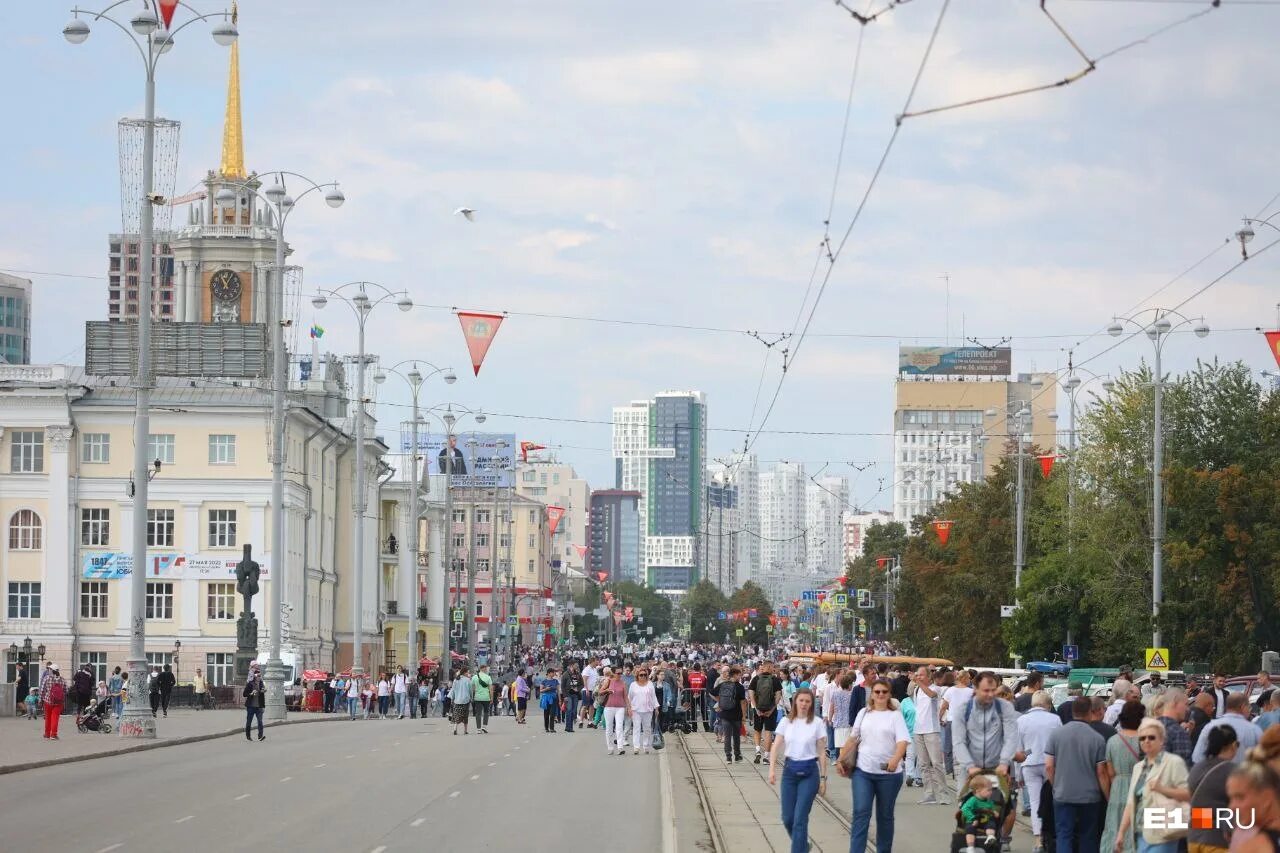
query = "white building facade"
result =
(806, 476, 849, 579)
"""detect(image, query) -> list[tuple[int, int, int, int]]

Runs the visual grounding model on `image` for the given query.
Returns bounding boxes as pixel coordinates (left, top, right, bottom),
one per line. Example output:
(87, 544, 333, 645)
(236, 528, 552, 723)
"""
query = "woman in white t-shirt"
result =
(768, 687, 827, 853)
(838, 677, 910, 853)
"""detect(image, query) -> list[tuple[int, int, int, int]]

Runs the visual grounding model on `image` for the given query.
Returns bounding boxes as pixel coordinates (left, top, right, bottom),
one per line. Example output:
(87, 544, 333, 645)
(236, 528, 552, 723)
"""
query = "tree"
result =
(609, 581, 673, 640)
(843, 521, 909, 637)
(686, 579, 730, 643)
(729, 581, 773, 646)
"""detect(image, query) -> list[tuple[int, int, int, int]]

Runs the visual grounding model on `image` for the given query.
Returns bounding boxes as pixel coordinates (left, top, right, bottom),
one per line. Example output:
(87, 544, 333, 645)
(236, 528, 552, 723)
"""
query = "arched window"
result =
(8, 510, 42, 550)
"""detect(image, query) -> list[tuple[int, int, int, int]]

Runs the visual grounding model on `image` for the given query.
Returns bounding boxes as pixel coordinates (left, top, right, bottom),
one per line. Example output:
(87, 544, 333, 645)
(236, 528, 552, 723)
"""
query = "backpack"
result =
(717, 680, 739, 713)
(754, 675, 779, 711)
(49, 680, 65, 705)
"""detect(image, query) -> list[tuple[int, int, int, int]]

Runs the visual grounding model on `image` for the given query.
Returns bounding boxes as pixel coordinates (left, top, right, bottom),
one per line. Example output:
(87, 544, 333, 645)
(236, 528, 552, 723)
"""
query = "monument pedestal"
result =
(234, 610, 259, 685)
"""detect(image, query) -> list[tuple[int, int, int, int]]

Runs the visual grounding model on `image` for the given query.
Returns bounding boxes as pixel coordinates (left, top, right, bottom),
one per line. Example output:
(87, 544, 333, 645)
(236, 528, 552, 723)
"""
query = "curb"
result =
(0, 713, 344, 776)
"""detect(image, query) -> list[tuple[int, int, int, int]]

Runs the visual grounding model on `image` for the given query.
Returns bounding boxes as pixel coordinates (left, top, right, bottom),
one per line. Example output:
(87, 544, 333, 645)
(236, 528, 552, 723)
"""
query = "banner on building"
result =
(82, 551, 271, 580)
(457, 311, 505, 376)
(899, 346, 1012, 376)
(402, 431, 517, 488)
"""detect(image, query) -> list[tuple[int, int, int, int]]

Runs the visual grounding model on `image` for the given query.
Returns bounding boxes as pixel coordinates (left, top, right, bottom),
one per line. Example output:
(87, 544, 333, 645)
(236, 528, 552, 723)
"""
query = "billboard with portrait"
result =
(898, 346, 1012, 376)
(401, 430, 517, 488)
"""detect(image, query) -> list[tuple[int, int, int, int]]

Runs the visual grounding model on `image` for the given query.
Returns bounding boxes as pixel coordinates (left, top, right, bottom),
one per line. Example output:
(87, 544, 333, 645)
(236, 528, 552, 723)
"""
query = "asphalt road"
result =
(0, 712, 664, 853)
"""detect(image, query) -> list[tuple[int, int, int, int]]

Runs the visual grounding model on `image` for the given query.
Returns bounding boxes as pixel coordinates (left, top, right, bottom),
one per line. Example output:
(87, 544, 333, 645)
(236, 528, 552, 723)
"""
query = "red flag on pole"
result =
(594, 571, 609, 583)
(456, 311, 505, 376)
(1266, 331, 1280, 368)
(546, 505, 566, 536)
(572, 544, 587, 559)
(519, 440, 546, 462)
(624, 606, 634, 620)
(1037, 454, 1059, 478)
(792, 599, 800, 609)
(158, 0, 178, 29)
(932, 520, 953, 546)
(876, 557, 888, 569)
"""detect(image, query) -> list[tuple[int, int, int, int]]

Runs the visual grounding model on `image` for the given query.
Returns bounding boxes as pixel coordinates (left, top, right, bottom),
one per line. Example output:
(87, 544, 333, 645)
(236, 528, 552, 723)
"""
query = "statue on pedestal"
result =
(235, 543, 260, 616)
(234, 544, 260, 683)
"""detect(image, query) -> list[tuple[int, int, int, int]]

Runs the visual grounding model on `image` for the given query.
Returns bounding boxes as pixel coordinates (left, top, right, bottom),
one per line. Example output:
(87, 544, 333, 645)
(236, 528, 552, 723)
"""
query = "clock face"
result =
(211, 269, 242, 302)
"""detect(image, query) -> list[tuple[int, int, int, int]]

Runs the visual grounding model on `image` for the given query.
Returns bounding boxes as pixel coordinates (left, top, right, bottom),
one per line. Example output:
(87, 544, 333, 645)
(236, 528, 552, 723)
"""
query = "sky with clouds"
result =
(4, 0, 1279, 509)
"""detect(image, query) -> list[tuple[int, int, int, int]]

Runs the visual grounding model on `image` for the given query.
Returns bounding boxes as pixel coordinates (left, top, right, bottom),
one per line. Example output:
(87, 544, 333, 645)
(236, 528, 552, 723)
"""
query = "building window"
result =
(452, 509, 466, 523)
(79, 651, 107, 684)
(147, 434, 175, 465)
(528, 510, 536, 524)
(81, 433, 110, 463)
(206, 652, 234, 687)
(8, 510, 43, 550)
(145, 652, 173, 671)
(207, 582, 235, 620)
(475, 601, 484, 617)
(81, 508, 110, 546)
(80, 581, 109, 620)
(477, 558, 490, 572)
(208, 434, 237, 464)
(527, 560, 535, 574)
(474, 533, 489, 547)
(522, 471, 536, 482)
(553, 473, 560, 485)
(498, 534, 511, 548)
(528, 534, 536, 548)
(9, 430, 43, 473)
(147, 509, 175, 547)
(7, 581, 41, 618)
(208, 509, 237, 547)
(475, 509, 490, 523)
(146, 582, 174, 620)
(453, 534, 465, 549)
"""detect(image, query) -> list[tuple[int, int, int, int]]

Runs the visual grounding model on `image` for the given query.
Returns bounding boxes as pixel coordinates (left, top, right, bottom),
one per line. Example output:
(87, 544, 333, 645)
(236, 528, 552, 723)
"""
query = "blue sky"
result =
(4, 1, 1279, 507)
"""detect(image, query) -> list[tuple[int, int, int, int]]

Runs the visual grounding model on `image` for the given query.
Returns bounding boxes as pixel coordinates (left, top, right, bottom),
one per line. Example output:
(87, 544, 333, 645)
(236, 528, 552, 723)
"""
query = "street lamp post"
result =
(312, 283, 413, 678)
(64, 0, 237, 739)
(374, 362, 457, 677)
(1107, 309, 1210, 649)
(215, 171, 343, 721)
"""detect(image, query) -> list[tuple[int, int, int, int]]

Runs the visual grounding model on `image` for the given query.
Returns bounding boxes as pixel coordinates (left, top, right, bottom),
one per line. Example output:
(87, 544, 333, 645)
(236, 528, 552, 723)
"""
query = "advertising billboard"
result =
(81, 551, 271, 580)
(401, 430, 517, 488)
(898, 346, 1012, 376)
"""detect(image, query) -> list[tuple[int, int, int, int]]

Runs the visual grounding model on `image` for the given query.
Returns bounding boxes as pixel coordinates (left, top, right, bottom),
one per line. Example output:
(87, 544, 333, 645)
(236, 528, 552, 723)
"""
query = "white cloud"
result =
(561, 51, 701, 105)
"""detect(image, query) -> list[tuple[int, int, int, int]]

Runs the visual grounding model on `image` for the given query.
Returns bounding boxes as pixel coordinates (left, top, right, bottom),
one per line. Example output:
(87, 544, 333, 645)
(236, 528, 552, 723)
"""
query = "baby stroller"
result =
(950, 770, 1016, 853)
(77, 697, 113, 734)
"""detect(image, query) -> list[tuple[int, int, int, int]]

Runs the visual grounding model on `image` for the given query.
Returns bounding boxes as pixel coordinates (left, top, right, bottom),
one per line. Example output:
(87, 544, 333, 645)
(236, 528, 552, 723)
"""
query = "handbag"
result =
(838, 709, 866, 776)
(1140, 755, 1189, 843)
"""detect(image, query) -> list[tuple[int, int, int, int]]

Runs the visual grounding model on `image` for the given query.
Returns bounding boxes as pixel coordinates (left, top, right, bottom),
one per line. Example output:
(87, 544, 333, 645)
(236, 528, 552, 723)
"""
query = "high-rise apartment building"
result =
(0, 272, 32, 364)
(759, 461, 807, 580)
(842, 509, 894, 563)
(894, 346, 1057, 523)
(806, 476, 849, 578)
(588, 490, 642, 584)
(702, 473, 740, 594)
(611, 390, 707, 594)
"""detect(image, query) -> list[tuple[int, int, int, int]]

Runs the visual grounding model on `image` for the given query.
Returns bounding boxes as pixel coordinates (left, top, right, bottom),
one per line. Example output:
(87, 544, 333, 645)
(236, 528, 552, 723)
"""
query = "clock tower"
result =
(169, 5, 288, 327)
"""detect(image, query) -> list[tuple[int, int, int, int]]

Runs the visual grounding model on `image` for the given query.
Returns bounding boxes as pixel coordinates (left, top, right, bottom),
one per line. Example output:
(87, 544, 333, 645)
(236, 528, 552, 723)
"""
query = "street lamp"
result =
(373, 361, 456, 674)
(8, 637, 47, 684)
(1234, 212, 1280, 259)
(64, 0, 236, 741)
(214, 170, 343, 721)
(312, 283, 413, 678)
(1107, 308, 1210, 649)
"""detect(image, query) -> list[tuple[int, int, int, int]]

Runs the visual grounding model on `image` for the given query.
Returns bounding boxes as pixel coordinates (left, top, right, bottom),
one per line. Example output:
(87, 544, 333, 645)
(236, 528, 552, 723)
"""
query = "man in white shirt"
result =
(1015, 690, 1062, 848)
(912, 666, 949, 805)
(1102, 679, 1137, 727)
(392, 668, 408, 719)
(811, 667, 830, 719)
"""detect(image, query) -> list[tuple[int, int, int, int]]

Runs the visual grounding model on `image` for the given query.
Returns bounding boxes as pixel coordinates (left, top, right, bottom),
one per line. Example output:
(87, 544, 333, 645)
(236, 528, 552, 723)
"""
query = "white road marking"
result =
(95, 845, 123, 853)
(449, 791, 461, 798)
(371, 847, 387, 853)
(504, 753, 511, 758)
(280, 776, 292, 782)
(371, 748, 379, 752)
(314, 763, 326, 768)
(345, 754, 355, 759)
(513, 746, 520, 750)
(174, 815, 194, 824)
(411, 818, 426, 828)
(470, 774, 480, 781)
(488, 762, 496, 767)
(659, 745, 677, 853)
(234, 794, 250, 801)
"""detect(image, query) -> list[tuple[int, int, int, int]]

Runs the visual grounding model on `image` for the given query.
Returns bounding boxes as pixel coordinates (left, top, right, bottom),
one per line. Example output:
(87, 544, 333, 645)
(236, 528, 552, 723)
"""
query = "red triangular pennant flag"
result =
(546, 505, 565, 536)
(1266, 331, 1280, 369)
(595, 571, 609, 583)
(520, 440, 546, 462)
(158, 0, 178, 29)
(876, 556, 888, 569)
(792, 599, 800, 609)
(932, 519, 953, 546)
(1037, 454, 1060, 478)
(572, 544, 587, 559)
(457, 311, 505, 376)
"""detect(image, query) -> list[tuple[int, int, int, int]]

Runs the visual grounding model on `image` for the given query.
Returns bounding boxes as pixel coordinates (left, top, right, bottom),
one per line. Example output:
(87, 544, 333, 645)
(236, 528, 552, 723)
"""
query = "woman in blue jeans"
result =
(838, 678, 910, 853)
(769, 688, 828, 853)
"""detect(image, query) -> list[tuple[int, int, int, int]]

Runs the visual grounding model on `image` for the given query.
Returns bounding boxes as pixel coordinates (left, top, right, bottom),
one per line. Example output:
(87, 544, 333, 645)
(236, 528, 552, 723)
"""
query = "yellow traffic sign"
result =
(1144, 647, 1170, 672)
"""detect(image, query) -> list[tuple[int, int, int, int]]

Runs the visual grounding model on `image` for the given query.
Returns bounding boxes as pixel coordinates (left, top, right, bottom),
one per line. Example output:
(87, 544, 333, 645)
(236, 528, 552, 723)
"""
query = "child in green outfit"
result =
(961, 776, 999, 852)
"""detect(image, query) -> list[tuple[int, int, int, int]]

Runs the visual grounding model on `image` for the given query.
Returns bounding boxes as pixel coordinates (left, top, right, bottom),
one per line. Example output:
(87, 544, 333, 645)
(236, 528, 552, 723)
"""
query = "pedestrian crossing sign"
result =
(452, 608, 465, 623)
(1145, 647, 1170, 672)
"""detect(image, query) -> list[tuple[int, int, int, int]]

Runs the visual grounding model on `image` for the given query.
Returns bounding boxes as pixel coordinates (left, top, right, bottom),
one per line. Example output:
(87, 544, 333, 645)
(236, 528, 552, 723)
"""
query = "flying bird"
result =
(454, 207, 476, 222)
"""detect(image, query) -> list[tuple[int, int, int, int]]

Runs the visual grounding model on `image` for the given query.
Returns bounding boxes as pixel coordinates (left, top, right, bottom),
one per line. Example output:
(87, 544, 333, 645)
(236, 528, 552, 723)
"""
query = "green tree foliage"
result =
(729, 581, 774, 645)
(899, 360, 1278, 672)
(686, 579, 730, 642)
(610, 581, 673, 639)
(843, 521, 909, 637)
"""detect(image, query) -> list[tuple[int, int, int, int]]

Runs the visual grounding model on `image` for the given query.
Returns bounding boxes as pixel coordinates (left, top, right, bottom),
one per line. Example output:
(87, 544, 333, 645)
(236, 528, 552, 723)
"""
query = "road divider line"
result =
(470, 774, 480, 781)
(234, 794, 250, 801)
(280, 776, 292, 782)
(314, 763, 326, 768)
(174, 815, 194, 824)
(488, 762, 496, 767)
(94, 845, 123, 853)
(411, 818, 426, 828)
(449, 791, 460, 798)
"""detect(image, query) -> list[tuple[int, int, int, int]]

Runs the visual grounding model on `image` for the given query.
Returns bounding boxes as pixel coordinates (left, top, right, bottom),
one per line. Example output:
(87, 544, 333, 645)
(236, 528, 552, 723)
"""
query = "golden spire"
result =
(218, 2, 245, 179)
